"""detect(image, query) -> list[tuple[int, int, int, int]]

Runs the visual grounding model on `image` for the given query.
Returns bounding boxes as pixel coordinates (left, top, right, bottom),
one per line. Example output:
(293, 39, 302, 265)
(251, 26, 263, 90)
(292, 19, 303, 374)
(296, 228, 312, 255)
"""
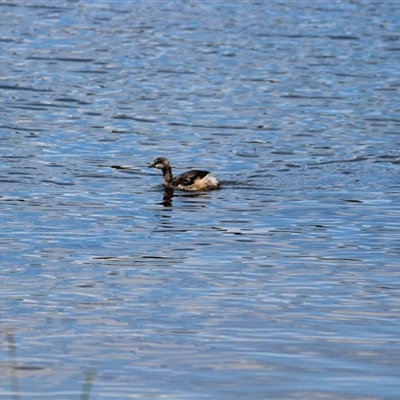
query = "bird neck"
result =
(162, 166, 173, 184)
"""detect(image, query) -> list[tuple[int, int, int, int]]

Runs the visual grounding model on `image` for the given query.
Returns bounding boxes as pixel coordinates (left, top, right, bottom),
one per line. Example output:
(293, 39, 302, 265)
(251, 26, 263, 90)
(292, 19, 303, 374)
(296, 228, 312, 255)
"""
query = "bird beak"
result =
(148, 162, 155, 168)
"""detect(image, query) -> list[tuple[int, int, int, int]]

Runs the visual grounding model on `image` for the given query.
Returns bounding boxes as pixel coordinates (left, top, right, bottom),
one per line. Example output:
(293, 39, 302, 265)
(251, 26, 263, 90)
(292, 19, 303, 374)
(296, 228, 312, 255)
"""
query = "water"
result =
(1, 1, 399, 399)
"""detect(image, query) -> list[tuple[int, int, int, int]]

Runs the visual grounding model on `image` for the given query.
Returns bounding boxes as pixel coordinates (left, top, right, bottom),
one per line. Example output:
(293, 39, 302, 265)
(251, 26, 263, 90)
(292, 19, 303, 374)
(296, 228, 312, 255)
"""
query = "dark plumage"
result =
(148, 157, 219, 191)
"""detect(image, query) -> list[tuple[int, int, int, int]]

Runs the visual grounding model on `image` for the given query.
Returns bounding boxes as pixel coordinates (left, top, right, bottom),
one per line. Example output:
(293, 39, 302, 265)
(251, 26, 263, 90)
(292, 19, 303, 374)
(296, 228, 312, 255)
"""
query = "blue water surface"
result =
(0, 1, 399, 399)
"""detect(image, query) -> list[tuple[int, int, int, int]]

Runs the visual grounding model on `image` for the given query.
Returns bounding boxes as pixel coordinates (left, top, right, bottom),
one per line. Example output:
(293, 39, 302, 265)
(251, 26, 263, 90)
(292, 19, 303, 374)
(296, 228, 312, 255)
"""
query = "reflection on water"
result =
(158, 187, 217, 207)
(1, 1, 400, 399)
(161, 187, 174, 207)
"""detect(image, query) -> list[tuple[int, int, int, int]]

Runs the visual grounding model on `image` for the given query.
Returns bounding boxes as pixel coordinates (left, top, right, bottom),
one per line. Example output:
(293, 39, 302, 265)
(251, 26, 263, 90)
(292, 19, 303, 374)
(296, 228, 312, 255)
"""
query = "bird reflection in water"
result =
(158, 187, 212, 207)
(161, 187, 174, 207)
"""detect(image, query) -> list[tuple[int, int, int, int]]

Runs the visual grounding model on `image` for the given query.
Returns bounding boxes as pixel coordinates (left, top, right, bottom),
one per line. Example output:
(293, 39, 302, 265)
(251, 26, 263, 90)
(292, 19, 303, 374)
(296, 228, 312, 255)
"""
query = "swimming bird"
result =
(148, 157, 219, 191)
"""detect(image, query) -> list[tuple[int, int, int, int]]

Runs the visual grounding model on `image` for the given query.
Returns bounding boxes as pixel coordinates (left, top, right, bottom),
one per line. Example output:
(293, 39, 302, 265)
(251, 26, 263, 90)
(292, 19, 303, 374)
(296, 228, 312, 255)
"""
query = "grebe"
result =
(148, 157, 219, 191)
